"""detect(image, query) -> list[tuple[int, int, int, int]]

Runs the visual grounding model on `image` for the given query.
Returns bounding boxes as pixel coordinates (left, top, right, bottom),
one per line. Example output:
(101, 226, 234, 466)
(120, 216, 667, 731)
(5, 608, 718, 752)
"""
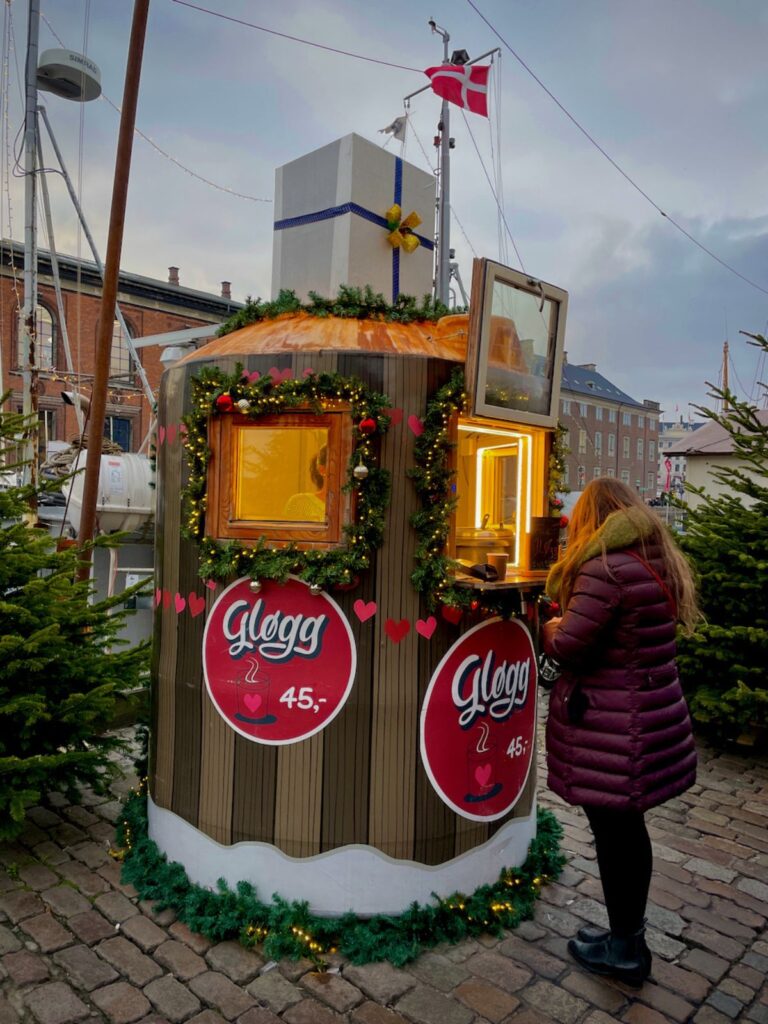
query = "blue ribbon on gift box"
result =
(274, 157, 434, 302)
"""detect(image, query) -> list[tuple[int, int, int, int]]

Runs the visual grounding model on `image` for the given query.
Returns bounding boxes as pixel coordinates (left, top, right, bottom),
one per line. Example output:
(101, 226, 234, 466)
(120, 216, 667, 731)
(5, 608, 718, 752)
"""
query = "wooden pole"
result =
(77, 0, 150, 578)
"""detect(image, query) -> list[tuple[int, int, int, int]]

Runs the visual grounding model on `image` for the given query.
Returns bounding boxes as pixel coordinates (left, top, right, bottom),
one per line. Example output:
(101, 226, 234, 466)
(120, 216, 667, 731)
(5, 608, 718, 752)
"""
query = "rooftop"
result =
(561, 362, 645, 408)
(666, 410, 768, 454)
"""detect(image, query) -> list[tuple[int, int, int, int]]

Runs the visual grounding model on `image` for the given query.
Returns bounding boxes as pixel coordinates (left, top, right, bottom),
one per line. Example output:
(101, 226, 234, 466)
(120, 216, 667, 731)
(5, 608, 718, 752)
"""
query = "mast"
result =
(722, 339, 729, 412)
(429, 20, 451, 305)
(21, 0, 41, 493)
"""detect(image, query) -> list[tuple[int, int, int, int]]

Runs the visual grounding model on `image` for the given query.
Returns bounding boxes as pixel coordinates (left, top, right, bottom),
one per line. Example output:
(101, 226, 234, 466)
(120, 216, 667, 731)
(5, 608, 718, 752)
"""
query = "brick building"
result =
(1, 240, 240, 455)
(559, 359, 661, 501)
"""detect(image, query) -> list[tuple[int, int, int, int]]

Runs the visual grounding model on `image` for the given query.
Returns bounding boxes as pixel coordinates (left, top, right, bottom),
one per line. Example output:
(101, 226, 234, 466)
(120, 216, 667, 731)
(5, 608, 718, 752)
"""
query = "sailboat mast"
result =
(431, 22, 451, 305)
(723, 340, 730, 412)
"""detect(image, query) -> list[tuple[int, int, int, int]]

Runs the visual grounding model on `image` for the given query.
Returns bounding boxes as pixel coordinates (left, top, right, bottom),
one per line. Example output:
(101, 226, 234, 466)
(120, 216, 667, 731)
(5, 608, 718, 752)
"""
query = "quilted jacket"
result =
(543, 512, 697, 812)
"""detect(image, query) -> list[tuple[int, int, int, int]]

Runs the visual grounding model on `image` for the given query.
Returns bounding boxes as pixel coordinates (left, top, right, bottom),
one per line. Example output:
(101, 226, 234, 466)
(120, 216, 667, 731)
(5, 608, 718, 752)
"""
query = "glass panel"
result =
(17, 305, 54, 369)
(483, 280, 556, 417)
(234, 426, 329, 523)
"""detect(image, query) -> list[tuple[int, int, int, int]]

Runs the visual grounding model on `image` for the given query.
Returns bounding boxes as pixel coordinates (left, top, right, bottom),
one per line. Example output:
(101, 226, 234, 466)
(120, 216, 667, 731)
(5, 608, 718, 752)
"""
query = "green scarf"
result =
(546, 507, 655, 601)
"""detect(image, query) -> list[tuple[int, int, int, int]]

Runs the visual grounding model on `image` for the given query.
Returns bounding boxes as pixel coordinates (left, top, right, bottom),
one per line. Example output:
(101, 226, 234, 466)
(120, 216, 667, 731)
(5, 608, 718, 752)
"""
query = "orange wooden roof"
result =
(179, 312, 470, 364)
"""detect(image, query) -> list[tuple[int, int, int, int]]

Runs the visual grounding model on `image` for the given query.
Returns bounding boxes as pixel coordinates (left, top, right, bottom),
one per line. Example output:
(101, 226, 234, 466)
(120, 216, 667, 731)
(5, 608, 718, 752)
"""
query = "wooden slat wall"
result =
(150, 349, 538, 866)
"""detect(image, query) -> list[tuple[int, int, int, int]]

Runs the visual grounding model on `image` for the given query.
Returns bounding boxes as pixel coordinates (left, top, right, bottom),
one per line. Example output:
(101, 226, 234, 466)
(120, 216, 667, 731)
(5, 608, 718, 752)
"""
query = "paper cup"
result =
(487, 551, 508, 578)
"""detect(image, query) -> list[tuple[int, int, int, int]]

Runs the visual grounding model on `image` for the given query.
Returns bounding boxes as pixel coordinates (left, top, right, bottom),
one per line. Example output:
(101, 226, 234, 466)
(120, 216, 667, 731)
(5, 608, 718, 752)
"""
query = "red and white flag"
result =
(424, 64, 490, 117)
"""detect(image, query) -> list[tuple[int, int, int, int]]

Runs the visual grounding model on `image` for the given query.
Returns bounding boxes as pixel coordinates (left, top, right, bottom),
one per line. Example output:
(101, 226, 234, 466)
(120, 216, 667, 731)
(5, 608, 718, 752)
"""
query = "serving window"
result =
(453, 419, 547, 573)
(206, 410, 353, 548)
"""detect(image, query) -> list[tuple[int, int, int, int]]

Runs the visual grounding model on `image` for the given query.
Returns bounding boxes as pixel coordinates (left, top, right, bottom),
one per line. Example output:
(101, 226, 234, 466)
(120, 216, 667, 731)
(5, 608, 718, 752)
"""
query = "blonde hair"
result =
(558, 478, 699, 632)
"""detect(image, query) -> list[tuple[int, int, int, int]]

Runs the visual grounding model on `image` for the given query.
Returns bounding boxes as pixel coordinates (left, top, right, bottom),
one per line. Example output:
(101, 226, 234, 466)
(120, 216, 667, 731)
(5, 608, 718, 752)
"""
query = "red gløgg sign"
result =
(420, 618, 537, 821)
(203, 577, 356, 744)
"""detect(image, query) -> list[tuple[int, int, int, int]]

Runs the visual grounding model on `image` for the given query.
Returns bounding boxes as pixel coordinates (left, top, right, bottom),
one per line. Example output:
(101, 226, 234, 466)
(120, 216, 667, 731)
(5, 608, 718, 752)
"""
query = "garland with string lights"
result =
(116, 786, 564, 967)
(409, 368, 471, 610)
(217, 285, 454, 337)
(548, 422, 570, 516)
(182, 365, 391, 589)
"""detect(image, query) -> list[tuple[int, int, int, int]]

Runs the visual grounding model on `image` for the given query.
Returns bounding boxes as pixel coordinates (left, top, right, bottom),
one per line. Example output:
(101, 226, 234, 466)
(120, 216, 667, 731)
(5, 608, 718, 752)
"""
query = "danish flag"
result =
(424, 64, 490, 117)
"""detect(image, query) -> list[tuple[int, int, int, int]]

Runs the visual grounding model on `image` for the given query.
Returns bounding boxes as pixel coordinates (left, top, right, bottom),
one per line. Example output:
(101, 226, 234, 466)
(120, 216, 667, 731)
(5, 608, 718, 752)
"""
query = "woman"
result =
(542, 478, 698, 987)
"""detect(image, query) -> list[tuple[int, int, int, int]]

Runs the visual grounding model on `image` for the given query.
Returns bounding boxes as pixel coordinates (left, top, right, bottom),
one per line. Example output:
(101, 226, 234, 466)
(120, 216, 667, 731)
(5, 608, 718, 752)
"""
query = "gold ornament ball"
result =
(237, 398, 251, 412)
(248, 579, 262, 594)
(353, 461, 369, 480)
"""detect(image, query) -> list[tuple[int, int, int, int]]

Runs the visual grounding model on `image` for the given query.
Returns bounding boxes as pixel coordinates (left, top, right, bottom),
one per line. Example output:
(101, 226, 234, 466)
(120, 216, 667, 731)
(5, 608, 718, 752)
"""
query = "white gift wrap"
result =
(272, 133, 435, 303)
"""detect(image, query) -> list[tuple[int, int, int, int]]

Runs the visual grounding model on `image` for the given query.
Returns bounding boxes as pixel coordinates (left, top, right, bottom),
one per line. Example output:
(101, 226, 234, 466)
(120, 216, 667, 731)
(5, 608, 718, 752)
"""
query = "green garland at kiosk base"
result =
(116, 791, 564, 967)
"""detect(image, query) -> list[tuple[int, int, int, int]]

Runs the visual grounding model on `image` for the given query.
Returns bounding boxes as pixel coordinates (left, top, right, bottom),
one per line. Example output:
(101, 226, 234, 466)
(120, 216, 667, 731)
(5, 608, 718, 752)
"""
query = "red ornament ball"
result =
(216, 393, 234, 413)
(559, 514, 569, 529)
(358, 417, 377, 435)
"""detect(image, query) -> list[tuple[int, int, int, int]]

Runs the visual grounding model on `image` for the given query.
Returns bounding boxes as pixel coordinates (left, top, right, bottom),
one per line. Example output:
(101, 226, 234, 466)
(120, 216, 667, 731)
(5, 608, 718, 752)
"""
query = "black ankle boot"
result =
(576, 924, 610, 943)
(567, 926, 652, 987)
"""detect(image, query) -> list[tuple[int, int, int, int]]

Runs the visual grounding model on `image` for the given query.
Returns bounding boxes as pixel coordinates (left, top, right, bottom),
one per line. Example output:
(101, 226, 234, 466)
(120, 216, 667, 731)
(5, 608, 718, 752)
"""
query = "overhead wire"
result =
(170, 0, 423, 74)
(465, 0, 768, 299)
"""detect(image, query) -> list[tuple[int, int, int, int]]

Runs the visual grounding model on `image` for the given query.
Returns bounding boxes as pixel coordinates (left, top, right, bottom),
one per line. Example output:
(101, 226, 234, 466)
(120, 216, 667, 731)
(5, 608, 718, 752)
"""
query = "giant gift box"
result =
(272, 133, 435, 303)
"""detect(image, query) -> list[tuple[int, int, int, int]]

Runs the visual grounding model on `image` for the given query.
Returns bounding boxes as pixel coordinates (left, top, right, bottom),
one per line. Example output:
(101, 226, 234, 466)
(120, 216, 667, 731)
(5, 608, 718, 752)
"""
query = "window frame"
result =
(16, 302, 57, 371)
(205, 409, 353, 548)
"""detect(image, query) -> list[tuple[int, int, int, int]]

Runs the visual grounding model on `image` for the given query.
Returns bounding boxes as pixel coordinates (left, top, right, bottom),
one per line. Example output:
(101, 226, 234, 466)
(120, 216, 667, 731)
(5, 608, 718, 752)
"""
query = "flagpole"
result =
(429, 21, 451, 305)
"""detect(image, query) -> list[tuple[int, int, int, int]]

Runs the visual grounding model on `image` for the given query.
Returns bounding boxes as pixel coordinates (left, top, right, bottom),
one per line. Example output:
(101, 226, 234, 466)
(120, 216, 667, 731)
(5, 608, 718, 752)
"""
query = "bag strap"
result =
(623, 549, 677, 619)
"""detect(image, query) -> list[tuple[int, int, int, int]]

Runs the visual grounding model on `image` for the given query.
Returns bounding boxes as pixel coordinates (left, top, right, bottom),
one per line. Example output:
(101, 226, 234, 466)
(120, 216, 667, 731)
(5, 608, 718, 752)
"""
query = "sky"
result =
(4, 0, 768, 418)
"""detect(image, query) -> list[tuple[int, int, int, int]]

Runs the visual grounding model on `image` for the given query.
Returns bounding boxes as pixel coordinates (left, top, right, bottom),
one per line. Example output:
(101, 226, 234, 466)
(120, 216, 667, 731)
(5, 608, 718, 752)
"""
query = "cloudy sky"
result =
(4, 0, 768, 417)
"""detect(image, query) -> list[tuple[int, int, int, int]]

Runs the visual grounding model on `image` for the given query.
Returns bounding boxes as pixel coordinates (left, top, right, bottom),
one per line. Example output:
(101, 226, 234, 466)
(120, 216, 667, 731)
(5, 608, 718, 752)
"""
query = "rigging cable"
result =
(465, 0, 768, 299)
(170, 0, 422, 73)
(40, 12, 271, 204)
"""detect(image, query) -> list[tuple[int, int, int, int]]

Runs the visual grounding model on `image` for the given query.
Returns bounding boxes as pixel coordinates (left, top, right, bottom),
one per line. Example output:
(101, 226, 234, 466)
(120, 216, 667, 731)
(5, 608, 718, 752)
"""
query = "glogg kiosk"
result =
(147, 134, 568, 927)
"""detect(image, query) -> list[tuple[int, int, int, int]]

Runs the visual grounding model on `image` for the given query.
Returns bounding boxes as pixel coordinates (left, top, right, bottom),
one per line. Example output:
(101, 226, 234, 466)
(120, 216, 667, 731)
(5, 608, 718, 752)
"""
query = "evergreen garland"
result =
(117, 789, 564, 967)
(182, 366, 391, 588)
(217, 286, 455, 338)
(548, 422, 570, 514)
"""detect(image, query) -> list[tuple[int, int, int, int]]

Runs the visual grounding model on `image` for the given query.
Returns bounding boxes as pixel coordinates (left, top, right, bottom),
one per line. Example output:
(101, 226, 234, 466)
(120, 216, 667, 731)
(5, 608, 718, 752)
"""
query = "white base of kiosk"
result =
(148, 797, 538, 917)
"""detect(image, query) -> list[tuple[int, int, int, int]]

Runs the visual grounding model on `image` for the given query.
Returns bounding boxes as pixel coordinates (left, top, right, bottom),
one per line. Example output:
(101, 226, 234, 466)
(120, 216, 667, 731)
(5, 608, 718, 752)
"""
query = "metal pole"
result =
(38, 105, 155, 407)
(77, 0, 150, 576)
(429, 20, 451, 305)
(22, 0, 40, 492)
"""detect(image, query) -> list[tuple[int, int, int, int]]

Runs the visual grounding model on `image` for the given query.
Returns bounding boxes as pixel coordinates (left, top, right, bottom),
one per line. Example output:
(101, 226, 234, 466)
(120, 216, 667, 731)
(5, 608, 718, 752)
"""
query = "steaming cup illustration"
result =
(236, 657, 271, 721)
(466, 722, 498, 799)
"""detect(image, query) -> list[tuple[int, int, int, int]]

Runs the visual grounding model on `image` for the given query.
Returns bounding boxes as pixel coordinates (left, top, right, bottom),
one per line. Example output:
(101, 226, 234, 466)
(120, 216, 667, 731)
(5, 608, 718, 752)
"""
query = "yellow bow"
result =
(385, 203, 422, 254)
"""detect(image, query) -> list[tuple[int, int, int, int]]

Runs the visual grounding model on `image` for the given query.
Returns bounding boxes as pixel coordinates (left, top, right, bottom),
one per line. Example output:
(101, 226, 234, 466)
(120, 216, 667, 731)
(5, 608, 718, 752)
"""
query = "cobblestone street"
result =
(1, 731, 767, 1024)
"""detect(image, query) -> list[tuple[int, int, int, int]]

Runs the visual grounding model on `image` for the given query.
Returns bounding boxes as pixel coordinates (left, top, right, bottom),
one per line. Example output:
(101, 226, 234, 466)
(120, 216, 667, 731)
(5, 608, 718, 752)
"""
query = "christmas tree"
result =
(0, 400, 149, 840)
(676, 333, 768, 740)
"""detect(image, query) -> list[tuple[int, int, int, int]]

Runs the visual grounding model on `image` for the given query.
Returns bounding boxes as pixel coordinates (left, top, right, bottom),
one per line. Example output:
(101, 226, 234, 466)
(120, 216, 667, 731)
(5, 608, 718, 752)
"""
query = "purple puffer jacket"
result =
(544, 541, 697, 812)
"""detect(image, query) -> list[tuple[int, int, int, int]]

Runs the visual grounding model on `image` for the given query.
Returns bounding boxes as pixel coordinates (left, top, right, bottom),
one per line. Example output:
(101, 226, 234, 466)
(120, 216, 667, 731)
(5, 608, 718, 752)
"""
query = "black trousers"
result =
(583, 806, 653, 937)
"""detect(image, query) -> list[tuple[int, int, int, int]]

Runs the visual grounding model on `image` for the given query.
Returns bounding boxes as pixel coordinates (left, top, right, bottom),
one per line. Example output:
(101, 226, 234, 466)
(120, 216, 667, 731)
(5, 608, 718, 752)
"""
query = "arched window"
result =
(109, 319, 137, 383)
(17, 304, 55, 370)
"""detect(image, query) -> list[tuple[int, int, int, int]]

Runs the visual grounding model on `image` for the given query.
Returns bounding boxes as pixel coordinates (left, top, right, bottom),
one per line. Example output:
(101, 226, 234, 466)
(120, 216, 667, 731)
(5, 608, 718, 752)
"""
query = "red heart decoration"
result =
(154, 588, 163, 609)
(174, 593, 186, 614)
(204, 579, 217, 591)
(387, 407, 404, 426)
(415, 616, 437, 639)
(188, 593, 206, 617)
(243, 693, 262, 713)
(353, 599, 377, 623)
(441, 604, 463, 625)
(269, 366, 293, 383)
(384, 618, 410, 644)
(162, 590, 172, 609)
(166, 424, 177, 445)
(302, 367, 316, 378)
(157, 425, 166, 445)
(242, 370, 260, 383)
(407, 414, 424, 437)
(474, 764, 492, 787)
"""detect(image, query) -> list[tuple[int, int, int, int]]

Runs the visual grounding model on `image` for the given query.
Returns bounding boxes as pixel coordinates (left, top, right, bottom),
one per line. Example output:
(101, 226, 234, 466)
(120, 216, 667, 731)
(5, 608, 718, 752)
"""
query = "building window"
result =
(608, 433, 616, 455)
(649, 440, 656, 461)
(594, 431, 602, 453)
(608, 408, 617, 423)
(109, 319, 137, 384)
(649, 419, 656, 431)
(577, 465, 585, 487)
(638, 415, 644, 428)
(620, 469, 630, 485)
(622, 436, 630, 459)
(622, 412, 632, 426)
(593, 466, 601, 479)
(104, 416, 133, 452)
(606, 466, 615, 477)
(561, 399, 571, 415)
(563, 462, 569, 486)
(637, 438, 644, 460)
(17, 304, 56, 370)
(578, 429, 587, 454)
(647, 472, 655, 492)
(595, 405, 603, 421)
(563, 429, 570, 450)
(578, 402, 587, 417)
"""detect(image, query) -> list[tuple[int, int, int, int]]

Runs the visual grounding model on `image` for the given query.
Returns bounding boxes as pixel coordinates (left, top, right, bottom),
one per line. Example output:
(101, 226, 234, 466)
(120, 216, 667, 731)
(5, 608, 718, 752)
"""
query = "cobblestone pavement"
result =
(2, 731, 768, 1024)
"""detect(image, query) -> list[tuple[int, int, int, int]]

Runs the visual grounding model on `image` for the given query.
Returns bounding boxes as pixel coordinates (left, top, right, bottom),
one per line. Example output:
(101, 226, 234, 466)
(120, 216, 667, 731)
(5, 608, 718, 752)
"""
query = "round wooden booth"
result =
(150, 307, 556, 916)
